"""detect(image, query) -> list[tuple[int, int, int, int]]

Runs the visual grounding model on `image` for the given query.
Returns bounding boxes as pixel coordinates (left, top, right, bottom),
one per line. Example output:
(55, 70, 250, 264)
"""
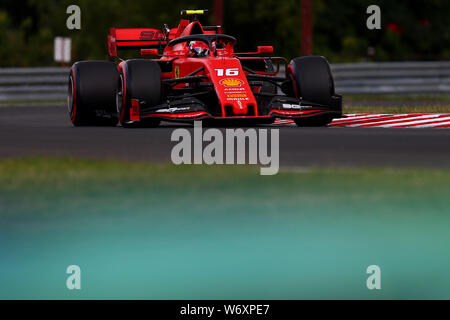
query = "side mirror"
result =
(257, 46, 274, 54)
(141, 49, 160, 56)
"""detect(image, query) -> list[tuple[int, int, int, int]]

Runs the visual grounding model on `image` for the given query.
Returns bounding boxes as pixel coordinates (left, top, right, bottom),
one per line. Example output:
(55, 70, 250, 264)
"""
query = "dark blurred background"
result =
(0, 0, 449, 67)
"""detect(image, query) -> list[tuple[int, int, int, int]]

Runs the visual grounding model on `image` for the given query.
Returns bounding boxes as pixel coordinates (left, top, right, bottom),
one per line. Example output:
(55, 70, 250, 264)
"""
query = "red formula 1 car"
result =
(68, 10, 342, 127)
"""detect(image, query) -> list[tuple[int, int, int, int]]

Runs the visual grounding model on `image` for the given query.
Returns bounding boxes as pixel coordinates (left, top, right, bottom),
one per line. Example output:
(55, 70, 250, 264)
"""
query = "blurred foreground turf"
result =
(1, 158, 450, 299)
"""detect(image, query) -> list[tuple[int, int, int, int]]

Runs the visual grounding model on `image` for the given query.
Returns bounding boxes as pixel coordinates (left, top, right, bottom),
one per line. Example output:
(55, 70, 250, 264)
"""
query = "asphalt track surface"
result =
(1, 106, 449, 168)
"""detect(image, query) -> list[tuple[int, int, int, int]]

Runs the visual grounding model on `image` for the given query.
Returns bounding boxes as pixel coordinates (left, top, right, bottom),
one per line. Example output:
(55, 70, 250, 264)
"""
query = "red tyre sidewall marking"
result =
(287, 64, 299, 98)
(70, 69, 77, 123)
(118, 64, 127, 123)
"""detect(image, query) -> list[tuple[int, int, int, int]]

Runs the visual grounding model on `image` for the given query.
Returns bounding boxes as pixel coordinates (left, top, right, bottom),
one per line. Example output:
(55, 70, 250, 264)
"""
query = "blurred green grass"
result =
(343, 94, 450, 113)
(1, 157, 450, 299)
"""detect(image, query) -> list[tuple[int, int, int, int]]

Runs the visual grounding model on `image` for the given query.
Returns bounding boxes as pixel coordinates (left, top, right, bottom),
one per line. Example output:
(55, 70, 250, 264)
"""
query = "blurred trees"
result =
(313, 0, 450, 62)
(0, 0, 449, 66)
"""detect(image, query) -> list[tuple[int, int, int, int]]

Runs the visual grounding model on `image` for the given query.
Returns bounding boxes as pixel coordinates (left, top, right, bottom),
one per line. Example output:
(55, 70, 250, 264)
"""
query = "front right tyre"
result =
(289, 56, 341, 127)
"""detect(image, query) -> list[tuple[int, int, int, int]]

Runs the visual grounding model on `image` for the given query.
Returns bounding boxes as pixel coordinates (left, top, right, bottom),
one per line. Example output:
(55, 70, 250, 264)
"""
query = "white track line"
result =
(273, 113, 450, 128)
(382, 116, 450, 128)
(331, 114, 413, 126)
(414, 120, 450, 128)
(347, 114, 440, 127)
(331, 114, 391, 123)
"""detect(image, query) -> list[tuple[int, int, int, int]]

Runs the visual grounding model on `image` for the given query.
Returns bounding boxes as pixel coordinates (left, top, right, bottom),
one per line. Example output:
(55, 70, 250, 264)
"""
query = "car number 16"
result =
(214, 68, 239, 76)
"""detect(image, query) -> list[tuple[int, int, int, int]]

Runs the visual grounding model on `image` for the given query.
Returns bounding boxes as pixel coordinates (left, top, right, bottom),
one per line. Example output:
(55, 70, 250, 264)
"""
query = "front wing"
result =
(134, 95, 342, 123)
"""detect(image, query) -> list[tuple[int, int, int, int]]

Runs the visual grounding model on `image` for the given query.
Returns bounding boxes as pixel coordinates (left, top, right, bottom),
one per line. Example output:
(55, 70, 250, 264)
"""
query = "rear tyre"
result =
(118, 59, 162, 128)
(289, 56, 338, 127)
(68, 61, 119, 126)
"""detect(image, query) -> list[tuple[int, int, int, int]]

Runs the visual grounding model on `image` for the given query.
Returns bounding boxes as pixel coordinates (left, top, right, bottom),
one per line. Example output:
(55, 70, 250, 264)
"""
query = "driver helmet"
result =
(189, 41, 209, 57)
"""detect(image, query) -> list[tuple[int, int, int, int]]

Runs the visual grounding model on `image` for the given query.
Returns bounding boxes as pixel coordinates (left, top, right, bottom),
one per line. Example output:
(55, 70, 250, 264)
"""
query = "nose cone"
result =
(221, 78, 249, 114)
(227, 96, 248, 115)
(202, 58, 257, 117)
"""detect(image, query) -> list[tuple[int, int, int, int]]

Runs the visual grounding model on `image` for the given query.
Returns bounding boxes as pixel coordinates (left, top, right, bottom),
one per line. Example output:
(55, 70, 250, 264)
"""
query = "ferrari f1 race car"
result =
(68, 10, 342, 127)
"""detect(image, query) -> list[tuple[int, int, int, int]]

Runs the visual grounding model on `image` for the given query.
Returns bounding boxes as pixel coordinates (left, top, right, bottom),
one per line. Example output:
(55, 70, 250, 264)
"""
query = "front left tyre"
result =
(68, 61, 119, 126)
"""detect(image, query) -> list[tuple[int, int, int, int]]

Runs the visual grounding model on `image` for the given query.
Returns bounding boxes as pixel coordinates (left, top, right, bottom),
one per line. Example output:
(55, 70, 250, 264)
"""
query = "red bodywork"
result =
(107, 17, 341, 123)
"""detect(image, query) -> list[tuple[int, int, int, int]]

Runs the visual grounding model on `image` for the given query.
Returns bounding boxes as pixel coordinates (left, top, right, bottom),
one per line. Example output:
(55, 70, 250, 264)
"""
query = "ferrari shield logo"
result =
(220, 78, 243, 87)
(174, 66, 180, 79)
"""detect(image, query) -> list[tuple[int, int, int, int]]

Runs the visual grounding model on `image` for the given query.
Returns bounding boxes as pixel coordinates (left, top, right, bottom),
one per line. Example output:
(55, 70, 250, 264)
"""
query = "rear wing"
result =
(108, 20, 222, 58)
(108, 28, 170, 58)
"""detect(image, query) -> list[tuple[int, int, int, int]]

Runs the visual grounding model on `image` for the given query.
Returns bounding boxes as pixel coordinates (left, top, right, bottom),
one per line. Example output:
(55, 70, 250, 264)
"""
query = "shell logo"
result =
(220, 78, 243, 87)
